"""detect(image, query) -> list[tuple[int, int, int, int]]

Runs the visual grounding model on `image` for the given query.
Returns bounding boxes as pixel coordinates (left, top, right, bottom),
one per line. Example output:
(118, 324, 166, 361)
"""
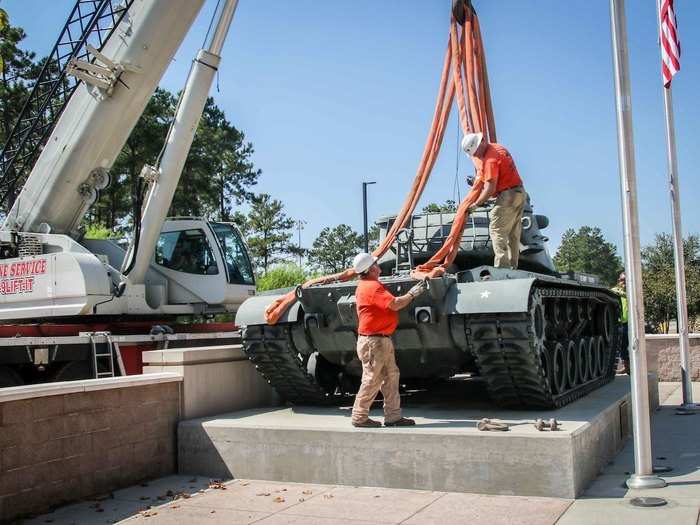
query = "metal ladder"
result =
(89, 331, 125, 379)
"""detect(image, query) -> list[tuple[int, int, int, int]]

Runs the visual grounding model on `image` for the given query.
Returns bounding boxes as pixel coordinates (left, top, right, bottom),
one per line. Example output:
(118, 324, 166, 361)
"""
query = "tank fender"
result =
(235, 295, 302, 326)
(445, 278, 537, 315)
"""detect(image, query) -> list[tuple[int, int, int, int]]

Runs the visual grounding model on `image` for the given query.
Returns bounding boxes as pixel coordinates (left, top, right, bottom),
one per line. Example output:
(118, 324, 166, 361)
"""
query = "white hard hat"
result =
(352, 252, 377, 274)
(461, 132, 484, 156)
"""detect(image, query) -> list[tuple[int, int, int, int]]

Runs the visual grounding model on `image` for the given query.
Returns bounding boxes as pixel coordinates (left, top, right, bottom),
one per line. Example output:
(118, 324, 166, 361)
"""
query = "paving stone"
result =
(112, 474, 214, 502)
(279, 485, 444, 523)
(121, 504, 270, 524)
(21, 496, 147, 525)
(179, 479, 334, 514)
(557, 497, 700, 525)
(255, 514, 380, 525)
(403, 492, 571, 525)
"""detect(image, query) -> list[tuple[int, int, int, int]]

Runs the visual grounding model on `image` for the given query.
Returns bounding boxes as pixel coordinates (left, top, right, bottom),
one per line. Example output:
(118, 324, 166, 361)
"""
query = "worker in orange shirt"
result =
(462, 132, 526, 269)
(350, 252, 427, 428)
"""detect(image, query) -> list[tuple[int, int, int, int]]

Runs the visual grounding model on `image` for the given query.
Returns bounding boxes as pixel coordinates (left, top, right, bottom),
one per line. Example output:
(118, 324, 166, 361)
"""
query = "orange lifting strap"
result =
(265, 4, 496, 325)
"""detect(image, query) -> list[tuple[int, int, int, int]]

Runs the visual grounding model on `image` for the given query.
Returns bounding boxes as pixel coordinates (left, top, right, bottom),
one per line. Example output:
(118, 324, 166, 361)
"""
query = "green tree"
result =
(0, 11, 39, 145)
(422, 200, 457, 213)
(309, 224, 363, 274)
(553, 226, 623, 286)
(84, 224, 114, 239)
(245, 193, 295, 273)
(85, 90, 260, 231)
(256, 264, 307, 292)
(87, 88, 174, 231)
(367, 224, 381, 252)
(171, 97, 260, 219)
(641, 233, 700, 333)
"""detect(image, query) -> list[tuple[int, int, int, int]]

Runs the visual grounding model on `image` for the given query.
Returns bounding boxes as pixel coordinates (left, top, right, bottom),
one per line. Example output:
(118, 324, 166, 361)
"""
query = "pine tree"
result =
(553, 226, 623, 286)
(309, 224, 363, 274)
(245, 194, 295, 273)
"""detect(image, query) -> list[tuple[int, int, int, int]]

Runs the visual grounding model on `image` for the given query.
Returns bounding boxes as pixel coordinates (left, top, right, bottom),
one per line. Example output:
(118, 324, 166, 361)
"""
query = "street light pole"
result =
(362, 181, 376, 253)
(609, 0, 665, 490)
(295, 220, 305, 268)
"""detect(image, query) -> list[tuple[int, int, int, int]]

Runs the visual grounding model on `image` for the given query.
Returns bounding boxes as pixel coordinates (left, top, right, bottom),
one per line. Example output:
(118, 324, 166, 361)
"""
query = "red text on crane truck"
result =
(0, 259, 47, 295)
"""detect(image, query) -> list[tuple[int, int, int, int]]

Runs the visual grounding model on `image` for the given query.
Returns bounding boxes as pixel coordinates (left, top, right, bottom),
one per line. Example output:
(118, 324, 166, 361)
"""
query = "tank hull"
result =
(236, 267, 621, 409)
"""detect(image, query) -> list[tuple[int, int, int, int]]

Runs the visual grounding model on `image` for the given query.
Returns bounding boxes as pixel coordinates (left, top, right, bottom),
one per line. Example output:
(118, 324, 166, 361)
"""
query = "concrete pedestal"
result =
(143, 344, 277, 419)
(179, 377, 638, 499)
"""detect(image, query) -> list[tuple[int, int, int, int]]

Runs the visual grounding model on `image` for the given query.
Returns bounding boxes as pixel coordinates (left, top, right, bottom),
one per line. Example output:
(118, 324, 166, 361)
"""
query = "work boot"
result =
(384, 417, 416, 427)
(352, 418, 382, 428)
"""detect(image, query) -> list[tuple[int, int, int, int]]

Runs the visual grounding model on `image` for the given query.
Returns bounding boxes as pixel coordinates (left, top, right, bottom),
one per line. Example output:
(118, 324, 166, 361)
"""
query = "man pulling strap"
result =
(462, 132, 526, 269)
(350, 253, 427, 428)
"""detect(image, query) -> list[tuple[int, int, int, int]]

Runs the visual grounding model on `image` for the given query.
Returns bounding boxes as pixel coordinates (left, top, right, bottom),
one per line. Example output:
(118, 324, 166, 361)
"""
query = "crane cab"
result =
(152, 218, 255, 308)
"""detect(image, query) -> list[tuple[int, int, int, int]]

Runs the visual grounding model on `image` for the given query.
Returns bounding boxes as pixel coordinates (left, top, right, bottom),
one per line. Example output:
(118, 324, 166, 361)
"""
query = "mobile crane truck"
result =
(0, 0, 254, 386)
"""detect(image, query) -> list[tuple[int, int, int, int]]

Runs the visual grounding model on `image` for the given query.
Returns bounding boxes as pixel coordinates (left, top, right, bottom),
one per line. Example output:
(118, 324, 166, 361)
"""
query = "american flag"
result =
(659, 0, 681, 87)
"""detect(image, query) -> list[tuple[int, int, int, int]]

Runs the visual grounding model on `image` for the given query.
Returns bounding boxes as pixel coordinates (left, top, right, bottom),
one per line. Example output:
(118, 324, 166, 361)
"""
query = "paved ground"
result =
(23, 382, 700, 524)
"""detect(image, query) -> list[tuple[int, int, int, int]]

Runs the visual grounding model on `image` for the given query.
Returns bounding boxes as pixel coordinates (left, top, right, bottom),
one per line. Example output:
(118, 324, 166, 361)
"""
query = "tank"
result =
(235, 195, 621, 409)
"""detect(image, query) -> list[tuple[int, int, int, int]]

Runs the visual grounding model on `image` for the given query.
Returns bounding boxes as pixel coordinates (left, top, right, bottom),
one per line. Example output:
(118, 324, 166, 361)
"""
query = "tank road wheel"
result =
(565, 340, 578, 389)
(52, 360, 93, 382)
(551, 342, 567, 394)
(529, 292, 546, 347)
(577, 338, 590, 383)
(596, 304, 614, 344)
(587, 337, 599, 378)
(565, 299, 576, 325)
(576, 300, 586, 323)
(595, 336, 609, 377)
(545, 299, 563, 337)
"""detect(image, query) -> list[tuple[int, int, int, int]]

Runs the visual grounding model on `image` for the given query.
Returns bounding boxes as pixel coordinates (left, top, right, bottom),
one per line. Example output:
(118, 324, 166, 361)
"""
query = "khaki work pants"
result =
(489, 186, 526, 269)
(351, 335, 402, 424)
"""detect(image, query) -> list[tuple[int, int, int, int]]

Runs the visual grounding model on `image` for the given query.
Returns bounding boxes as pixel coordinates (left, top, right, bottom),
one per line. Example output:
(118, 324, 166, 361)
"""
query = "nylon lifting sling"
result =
(265, 1, 495, 325)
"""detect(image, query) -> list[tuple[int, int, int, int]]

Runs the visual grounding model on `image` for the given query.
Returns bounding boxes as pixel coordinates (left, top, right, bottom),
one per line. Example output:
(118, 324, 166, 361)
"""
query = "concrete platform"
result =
(178, 377, 634, 499)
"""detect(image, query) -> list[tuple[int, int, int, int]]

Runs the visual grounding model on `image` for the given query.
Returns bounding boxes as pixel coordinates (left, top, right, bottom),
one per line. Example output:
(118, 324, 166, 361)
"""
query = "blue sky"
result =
(4, 0, 699, 257)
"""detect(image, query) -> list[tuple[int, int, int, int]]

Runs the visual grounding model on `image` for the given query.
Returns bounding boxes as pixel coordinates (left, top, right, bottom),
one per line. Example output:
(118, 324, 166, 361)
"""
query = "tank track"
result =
(468, 283, 619, 409)
(242, 323, 332, 405)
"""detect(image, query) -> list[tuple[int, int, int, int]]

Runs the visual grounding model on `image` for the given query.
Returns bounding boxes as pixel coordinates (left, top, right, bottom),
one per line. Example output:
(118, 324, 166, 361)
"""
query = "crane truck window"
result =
(155, 229, 219, 275)
(210, 223, 255, 286)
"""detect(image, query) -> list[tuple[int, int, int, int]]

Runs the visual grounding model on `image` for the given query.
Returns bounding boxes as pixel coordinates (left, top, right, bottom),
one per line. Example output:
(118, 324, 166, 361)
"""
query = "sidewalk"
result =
(23, 383, 699, 525)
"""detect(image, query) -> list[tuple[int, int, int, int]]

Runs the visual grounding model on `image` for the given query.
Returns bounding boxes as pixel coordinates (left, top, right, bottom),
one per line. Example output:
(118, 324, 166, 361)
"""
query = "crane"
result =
(0, 0, 255, 385)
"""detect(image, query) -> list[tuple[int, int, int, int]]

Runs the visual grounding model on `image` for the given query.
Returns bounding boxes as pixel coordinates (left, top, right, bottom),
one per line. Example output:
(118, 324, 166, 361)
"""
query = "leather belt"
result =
(359, 334, 391, 338)
(499, 184, 523, 193)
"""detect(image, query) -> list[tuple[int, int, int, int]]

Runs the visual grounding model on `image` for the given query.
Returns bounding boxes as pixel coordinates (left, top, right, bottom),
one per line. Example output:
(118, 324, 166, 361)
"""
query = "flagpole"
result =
(609, 0, 666, 490)
(656, 0, 695, 411)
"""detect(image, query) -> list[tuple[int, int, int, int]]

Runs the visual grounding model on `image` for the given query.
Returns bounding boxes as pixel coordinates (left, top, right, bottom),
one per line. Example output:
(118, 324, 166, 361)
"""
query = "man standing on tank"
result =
(462, 132, 526, 269)
(350, 252, 427, 428)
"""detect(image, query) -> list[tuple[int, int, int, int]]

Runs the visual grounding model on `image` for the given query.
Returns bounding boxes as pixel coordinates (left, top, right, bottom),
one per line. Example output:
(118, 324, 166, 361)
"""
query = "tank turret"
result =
(375, 197, 555, 276)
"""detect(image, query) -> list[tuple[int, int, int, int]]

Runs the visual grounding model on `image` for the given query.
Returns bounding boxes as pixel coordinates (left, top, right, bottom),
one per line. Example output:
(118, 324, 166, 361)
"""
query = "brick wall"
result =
(646, 334, 700, 382)
(0, 374, 181, 522)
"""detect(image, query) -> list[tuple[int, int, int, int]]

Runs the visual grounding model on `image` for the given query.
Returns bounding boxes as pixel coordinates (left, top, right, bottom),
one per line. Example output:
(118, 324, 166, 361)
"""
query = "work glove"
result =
(408, 279, 427, 298)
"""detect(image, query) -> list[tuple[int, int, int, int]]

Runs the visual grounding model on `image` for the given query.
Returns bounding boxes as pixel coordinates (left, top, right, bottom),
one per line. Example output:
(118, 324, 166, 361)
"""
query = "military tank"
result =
(235, 195, 620, 409)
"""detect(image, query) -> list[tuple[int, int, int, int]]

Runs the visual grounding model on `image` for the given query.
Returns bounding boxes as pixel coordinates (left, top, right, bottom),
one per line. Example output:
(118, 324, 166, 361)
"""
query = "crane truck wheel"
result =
(52, 360, 93, 383)
(0, 365, 24, 388)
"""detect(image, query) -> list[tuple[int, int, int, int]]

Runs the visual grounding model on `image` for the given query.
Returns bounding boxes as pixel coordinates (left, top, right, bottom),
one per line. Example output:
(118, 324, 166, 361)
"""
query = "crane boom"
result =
(2, 0, 206, 235)
(124, 0, 240, 284)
